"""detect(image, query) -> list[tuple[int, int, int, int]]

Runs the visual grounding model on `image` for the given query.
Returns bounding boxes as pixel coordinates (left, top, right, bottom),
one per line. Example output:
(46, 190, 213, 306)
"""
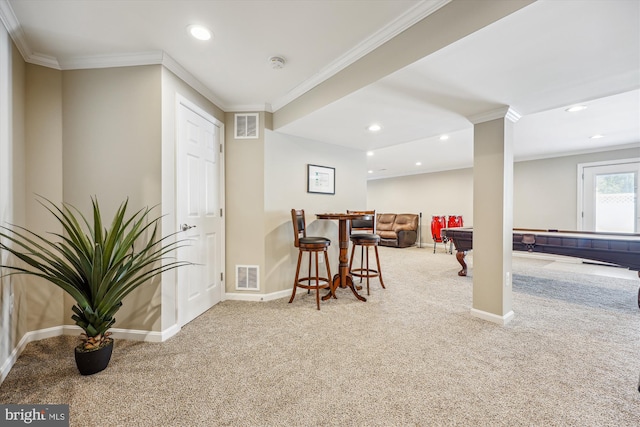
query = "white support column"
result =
(469, 107, 520, 325)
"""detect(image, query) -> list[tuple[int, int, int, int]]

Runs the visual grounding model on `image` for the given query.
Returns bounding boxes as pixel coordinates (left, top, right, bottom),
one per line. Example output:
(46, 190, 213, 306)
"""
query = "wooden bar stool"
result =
(347, 210, 385, 295)
(289, 209, 332, 310)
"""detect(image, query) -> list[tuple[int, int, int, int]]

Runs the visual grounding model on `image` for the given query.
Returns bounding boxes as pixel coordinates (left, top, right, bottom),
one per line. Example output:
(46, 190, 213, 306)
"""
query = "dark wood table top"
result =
(316, 212, 371, 220)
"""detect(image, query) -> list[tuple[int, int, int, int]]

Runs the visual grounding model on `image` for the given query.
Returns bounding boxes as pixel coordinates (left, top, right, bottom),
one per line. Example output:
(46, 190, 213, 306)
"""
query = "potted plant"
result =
(0, 196, 190, 375)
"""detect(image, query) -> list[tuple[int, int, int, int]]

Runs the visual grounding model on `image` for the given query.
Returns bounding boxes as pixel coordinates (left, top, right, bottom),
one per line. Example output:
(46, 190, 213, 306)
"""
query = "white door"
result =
(581, 160, 640, 232)
(176, 100, 223, 326)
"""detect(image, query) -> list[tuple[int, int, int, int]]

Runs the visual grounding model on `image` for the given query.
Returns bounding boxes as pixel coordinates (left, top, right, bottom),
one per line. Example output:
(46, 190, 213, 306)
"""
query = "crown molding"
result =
(225, 103, 271, 113)
(59, 51, 163, 70)
(468, 106, 521, 124)
(269, 0, 451, 112)
(506, 108, 522, 123)
(0, 0, 229, 110)
(0, 0, 46, 65)
(161, 52, 228, 110)
(2, 0, 451, 114)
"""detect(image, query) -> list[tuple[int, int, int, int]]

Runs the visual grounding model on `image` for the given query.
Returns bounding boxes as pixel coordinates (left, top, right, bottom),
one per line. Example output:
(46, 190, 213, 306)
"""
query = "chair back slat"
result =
(291, 209, 307, 247)
(347, 210, 376, 234)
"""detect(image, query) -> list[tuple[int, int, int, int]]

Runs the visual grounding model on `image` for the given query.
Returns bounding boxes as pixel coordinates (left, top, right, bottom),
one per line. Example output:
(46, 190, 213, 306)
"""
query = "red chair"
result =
(447, 215, 463, 228)
(430, 215, 447, 253)
(446, 215, 464, 253)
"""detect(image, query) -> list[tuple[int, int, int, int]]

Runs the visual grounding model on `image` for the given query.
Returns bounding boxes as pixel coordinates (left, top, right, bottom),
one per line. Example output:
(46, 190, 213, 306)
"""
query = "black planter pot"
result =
(74, 339, 114, 375)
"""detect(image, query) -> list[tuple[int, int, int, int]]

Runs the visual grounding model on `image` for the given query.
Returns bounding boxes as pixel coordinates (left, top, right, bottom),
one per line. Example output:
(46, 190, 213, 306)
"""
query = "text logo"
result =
(1, 405, 69, 426)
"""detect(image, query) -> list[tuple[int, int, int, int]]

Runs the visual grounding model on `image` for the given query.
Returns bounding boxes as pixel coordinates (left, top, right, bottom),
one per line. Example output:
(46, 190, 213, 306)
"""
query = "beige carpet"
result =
(1, 247, 639, 426)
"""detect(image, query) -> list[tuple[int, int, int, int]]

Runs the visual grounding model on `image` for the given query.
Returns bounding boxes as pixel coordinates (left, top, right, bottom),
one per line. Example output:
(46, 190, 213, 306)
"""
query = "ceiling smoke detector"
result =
(269, 56, 286, 69)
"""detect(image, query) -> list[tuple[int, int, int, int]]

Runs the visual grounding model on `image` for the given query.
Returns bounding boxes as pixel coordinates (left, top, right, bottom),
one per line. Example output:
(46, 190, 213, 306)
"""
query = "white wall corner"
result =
(470, 308, 515, 325)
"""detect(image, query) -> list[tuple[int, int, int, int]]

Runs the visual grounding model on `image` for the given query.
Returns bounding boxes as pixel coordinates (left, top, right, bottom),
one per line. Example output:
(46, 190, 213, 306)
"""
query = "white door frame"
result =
(175, 96, 225, 326)
(162, 94, 225, 335)
(577, 157, 640, 231)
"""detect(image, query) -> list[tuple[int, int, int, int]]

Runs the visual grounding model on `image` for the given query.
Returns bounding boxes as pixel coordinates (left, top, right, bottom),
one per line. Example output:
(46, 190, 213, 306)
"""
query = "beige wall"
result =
(61, 66, 164, 331)
(514, 147, 640, 229)
(24, 64, 64, 332)
(264, 130, 367, 293)
(368, 147, 640, 240)
(224, 117, 368, 297)
(367, 168, 474, 246)
(224, 111, 267, 294)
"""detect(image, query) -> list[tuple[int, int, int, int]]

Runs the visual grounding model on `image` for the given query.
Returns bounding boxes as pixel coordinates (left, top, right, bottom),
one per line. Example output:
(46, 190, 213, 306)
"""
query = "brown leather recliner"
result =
(375, 213, 418, 248)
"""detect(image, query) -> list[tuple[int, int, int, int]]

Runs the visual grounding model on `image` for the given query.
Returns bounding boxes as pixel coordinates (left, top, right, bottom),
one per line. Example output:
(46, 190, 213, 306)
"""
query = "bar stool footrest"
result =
(350, 268, 380, 279)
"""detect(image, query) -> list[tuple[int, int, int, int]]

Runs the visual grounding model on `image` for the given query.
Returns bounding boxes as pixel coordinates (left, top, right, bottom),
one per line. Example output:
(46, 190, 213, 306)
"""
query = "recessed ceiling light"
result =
(366, 151, 374, 156)
(368, 170, 373, 174)
(439, 135, 449, 141)
(189, 25, 212, 41)
(566, 105, 587, 113)
(368, 124, 382, 132)
(416, 162, 422, 166)
(590, 134, 604, 139)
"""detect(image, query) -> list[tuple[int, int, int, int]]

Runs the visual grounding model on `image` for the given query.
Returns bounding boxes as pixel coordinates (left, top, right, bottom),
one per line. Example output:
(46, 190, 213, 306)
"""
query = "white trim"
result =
(226, 103, 271, 113)
(226, 289, 291, 302)
(0, 7, 227, 111)
(470, 308, 514, 326)
(0, 324, 181, 384)
(270, 0, 450, 111)
(60, 50, 163, 70)
(0, 12, 14, 387)
(175, 95, 226, 326)
(577, 157, 640, 171)
(162, 53, 227, 111)
(0, 0, 31, 64)
(515, 143, 640, 164)
(0, 0, 448, 114)
(577, 157, 640, 231)
(468, 106, 521, 125)
(61, 325, 179, 343)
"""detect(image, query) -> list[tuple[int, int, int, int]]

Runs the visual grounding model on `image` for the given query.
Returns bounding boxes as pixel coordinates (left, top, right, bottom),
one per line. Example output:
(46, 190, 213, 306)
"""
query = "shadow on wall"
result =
(265, 215, 338, 294)
(117, 280, 162, 331)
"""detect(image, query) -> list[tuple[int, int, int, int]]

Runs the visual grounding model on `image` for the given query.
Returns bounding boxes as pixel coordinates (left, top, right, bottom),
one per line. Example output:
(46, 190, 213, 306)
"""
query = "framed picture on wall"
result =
(307, 164, 335, 195)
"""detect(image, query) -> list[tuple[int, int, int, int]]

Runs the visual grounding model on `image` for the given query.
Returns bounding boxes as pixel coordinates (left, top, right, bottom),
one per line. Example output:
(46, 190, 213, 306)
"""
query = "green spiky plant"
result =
(0, 196, 190, 351)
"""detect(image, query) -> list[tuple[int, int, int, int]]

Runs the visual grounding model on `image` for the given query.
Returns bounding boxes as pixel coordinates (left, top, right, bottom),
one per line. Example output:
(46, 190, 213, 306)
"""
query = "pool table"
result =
(440, 227, 640, 308)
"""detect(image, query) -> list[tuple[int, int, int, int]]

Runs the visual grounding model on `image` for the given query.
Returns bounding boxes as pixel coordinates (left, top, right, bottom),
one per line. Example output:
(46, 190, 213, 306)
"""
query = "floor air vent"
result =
(236, 265, 259, 290)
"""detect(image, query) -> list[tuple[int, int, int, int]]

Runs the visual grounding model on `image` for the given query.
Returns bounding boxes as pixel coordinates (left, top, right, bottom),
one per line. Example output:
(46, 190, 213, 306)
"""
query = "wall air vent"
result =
(235, 113, 259, 139)
(236, 265, 259, 290)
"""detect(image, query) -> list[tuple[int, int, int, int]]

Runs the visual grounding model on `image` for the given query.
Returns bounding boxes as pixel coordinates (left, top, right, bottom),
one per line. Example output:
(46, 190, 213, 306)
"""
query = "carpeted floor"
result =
(1, 247, 639, 426)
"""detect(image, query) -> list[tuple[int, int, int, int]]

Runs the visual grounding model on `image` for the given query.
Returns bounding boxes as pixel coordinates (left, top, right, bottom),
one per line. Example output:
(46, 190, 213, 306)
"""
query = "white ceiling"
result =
(2, 0, 639, 179)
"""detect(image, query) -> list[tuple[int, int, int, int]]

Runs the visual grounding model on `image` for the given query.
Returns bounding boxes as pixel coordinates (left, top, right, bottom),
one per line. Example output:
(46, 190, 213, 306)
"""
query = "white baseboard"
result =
(0, 323, 181, 384)
(61, 324, 180, 343)
(471, 308, 514, 325)
(225, 289, 290, 302)
(0, 326, 60, 383)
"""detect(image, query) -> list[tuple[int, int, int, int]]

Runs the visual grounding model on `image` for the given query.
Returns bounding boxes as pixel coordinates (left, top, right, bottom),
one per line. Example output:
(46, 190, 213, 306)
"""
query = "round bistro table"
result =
(316, 212, 371, 302)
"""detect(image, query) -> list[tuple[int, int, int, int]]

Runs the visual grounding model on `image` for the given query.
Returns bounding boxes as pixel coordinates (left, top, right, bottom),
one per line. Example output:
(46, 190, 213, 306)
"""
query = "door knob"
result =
(180, 224, 196, 232)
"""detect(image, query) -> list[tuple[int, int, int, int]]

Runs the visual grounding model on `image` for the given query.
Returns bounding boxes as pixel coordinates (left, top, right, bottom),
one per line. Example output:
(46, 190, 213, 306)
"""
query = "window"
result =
(579, 159, 640, 232)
